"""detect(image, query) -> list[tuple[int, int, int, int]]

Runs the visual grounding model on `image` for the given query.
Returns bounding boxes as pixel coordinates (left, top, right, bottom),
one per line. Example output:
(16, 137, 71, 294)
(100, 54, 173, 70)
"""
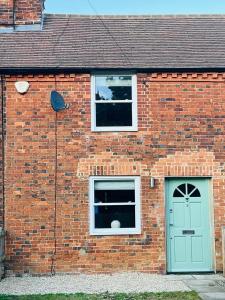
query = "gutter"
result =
(1, 67, 225, 76)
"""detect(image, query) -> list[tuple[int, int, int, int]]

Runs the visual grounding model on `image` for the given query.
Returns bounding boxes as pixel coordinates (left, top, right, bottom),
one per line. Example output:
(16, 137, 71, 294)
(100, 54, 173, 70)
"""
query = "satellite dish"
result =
(50, 90, 69, 112)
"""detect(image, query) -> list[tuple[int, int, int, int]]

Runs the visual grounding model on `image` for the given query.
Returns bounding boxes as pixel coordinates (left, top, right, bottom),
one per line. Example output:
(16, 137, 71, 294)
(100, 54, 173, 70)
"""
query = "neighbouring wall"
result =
(0, 0, 44, 27)
(0, 76, 4, 228)
(0, 0, 14, 26)
(4, 72, 225, 275)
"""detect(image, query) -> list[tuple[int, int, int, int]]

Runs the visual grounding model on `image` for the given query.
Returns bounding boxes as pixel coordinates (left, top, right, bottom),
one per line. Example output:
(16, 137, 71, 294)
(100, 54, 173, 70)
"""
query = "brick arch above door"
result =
(151, 149, 222, 178)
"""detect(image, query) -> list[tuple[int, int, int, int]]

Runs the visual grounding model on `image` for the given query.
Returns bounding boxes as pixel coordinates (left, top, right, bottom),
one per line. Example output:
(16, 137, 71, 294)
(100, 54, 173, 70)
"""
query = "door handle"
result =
(169, 223, 173, 226)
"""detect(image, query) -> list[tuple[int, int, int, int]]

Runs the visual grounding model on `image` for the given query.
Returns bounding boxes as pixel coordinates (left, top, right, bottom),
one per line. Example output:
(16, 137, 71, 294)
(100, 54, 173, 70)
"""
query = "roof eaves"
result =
(2, 66, 225, 75)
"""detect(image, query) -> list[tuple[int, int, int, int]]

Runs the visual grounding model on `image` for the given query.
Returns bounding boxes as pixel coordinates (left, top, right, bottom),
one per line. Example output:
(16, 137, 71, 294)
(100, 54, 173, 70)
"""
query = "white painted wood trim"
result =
(91, 74, 138, 132)
(89, 176, 141, 236)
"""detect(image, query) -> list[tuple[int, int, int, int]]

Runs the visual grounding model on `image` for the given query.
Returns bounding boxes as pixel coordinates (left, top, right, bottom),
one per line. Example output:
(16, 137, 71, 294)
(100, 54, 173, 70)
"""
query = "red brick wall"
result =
(15, 0, 44, 25)
(0, 0, 13, 25)
(0, 77, 3, 228)
(0, 0, 44, 26)
(4, 73, 225, 275)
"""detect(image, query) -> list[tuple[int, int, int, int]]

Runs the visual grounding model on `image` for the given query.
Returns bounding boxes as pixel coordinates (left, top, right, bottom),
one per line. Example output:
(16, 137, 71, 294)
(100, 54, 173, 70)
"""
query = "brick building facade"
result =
(0, 1, 225, 275)
(0, 73, 223, 275)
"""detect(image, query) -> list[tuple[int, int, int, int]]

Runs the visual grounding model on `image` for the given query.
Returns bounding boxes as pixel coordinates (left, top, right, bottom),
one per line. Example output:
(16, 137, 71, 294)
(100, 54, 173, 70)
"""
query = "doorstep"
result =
(182, 274, 225, 300)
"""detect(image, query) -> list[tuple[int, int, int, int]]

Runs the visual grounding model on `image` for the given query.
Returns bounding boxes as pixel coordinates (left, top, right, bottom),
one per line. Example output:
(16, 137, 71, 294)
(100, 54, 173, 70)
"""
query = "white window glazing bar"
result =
(94, 180, 135, 190)
(94, 100, 133, 103)
(91, 74, 137, 132)
(94, 203, 136, 206)
(89, 176, 141, 235)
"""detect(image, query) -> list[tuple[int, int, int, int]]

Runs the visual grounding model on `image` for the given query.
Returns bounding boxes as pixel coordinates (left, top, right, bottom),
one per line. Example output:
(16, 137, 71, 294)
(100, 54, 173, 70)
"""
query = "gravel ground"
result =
(0, 273, 190, 295)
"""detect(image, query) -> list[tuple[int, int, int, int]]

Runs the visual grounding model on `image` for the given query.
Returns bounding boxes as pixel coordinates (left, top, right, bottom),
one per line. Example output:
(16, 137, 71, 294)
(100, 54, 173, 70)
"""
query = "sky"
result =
(45, 0, 225, 15)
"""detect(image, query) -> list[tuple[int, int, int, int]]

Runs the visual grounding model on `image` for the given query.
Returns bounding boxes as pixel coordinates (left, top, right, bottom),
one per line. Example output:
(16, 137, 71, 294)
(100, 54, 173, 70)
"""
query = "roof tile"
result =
(1, 14, 225, 70)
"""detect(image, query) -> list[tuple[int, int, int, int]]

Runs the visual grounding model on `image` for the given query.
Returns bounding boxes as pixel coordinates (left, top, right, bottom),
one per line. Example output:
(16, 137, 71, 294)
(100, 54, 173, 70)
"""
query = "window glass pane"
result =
(96, 103, 132, 127)
(177, 184, 186, 194)
(95, 180, 135, 190)
(190, 189, 201, 197)
(95, 205, 135, 228)
(173, 189, 184, 197)
(95, 75, 132, 100)
(95, 190, 135, 203)
(187, 184, 195, 194)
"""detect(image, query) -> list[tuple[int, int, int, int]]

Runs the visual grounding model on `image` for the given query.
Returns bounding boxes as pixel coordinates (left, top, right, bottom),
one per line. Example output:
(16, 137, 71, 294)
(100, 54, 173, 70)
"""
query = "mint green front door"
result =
(166, 178, 213, 272)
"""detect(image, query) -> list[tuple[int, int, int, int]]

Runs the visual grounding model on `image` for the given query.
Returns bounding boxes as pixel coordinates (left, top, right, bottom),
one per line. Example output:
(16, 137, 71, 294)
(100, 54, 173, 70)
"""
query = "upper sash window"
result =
(91, 74, 137, 131)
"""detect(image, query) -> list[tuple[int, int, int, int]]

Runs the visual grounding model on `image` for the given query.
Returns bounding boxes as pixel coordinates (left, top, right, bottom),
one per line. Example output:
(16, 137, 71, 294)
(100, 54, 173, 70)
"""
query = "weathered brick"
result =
(0, 0, 44, 26)
(2, 72, 225, 275)
(0, 77, 4, 228)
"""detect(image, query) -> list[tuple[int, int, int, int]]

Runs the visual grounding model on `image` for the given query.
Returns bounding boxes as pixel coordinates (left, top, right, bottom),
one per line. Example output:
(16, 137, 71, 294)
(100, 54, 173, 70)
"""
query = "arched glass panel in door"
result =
(173, 183, 201, 197)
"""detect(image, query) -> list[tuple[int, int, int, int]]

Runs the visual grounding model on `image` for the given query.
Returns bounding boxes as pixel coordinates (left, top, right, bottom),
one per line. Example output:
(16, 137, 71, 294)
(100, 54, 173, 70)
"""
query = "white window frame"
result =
(91, 73, 138, 132)
(89, 176, 141, 235)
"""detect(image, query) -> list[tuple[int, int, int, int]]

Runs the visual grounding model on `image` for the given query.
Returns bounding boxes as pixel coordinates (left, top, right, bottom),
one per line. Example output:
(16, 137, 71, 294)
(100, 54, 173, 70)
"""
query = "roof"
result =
(1, 14, 225, 72)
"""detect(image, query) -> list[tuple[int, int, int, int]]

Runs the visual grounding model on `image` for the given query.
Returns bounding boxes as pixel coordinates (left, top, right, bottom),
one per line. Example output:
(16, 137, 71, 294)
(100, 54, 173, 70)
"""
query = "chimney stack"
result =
(0, 0, 45, 32)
